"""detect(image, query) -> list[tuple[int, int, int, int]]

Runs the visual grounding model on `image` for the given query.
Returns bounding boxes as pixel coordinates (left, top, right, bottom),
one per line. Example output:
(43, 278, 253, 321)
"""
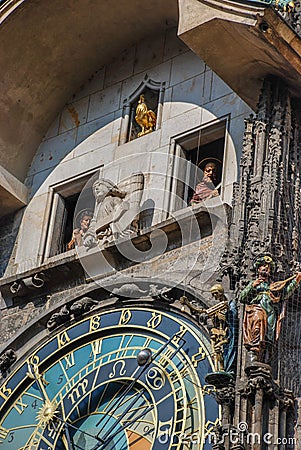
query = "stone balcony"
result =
(178, 0, 301, 109)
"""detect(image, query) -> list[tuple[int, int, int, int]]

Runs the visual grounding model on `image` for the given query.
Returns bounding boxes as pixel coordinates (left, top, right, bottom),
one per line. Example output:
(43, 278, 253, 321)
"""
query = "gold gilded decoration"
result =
(147, 312, 162, 329)
(0, 425, 8, 443)
(0, 384, 12, 401)
(27, 356, 57, 425)
(204, 418, 220, 437)
(172, 325, 187, 345)
(1, 307, 219, 448)
(57, 330, 71, 349)
(13, 397, 29, 415)
(191, 347, 207, 367)
(63, 353, 75, 370)
(135, 94, 156, 137)
(67, 379, 89, 405)
(89, 315, 101, 332)
(202, 385, 216, 396)
(90, 339, 102, 359)
(27, 355, 49, 386)
(109, 360, 126, 379)
(119, 309, 132, 325)
(37, 399, 58, 426)
(207, 285, 229, 372)
(180, 286, 230, 372)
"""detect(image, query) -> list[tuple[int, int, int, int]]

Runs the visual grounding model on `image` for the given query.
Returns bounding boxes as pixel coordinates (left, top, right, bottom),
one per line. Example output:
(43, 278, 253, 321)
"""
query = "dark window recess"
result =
(62, 193, 80, 253)
(173, 121, 226, 210)
(128, 87, 159, 142)
(48, 178, 96, 257)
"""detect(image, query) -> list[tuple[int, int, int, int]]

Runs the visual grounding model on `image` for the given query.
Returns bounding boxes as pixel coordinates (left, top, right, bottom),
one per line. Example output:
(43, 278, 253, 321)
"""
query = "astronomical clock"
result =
(0, 305, 219, 449)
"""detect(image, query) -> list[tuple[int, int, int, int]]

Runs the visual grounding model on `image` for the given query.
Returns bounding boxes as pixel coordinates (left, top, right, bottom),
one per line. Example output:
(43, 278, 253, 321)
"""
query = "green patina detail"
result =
(240, 0, 294, 10)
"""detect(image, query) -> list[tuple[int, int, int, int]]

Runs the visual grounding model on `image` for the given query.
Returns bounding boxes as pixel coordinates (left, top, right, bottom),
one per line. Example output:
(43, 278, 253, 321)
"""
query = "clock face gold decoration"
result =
(0, 307, 219, 449)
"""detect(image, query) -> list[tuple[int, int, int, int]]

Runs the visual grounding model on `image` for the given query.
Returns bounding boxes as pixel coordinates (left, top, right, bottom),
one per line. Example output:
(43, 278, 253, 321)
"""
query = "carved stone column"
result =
(245, 362, 276, 450)
(278, 389, 295, 450)
(215, 384, 236, 426)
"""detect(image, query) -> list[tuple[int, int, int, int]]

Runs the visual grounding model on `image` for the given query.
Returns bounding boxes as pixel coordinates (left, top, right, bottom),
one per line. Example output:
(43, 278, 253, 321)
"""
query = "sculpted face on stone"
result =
(83, 173, 145, 247)
(93, 180, 114, 202)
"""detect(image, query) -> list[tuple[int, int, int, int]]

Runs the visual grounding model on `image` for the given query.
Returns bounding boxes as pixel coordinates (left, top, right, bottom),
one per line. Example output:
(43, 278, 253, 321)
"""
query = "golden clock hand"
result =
(26, 355, 59, 428)
(26, 355, 50, 404)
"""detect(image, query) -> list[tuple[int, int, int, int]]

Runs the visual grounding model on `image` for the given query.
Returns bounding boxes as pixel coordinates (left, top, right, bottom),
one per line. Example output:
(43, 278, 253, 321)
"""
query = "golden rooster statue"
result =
(135, 94, 157, 137)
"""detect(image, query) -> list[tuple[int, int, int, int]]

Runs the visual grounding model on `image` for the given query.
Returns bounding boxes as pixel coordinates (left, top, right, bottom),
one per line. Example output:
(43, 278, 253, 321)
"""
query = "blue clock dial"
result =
(0, 307, 219, 449)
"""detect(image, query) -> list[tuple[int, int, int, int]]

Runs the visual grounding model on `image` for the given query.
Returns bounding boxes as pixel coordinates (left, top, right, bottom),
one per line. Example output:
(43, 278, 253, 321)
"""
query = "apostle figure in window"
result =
(240, 253, 301, 362)
(190, 159, 220, 204)
(67, 210, 93, 250)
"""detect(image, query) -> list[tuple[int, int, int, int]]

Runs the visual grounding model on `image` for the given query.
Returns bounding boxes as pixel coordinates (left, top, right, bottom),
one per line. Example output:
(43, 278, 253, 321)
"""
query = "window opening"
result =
(63, 192, 80, 252)
(171, 120, 227, 211)
(120, 75, 165, 145)
(45, 173, 97, 259)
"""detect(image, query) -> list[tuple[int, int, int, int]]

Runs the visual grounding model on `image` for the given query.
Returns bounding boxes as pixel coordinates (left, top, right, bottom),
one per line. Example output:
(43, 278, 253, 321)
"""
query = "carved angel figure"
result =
(135, 94, 156, 137)
(83, 173, 144, 246)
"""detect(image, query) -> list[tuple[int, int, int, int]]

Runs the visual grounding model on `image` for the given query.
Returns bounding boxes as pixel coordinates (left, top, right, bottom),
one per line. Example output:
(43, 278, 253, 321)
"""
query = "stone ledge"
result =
(0, 165, 28, 217)
(0, 202, 224, 304)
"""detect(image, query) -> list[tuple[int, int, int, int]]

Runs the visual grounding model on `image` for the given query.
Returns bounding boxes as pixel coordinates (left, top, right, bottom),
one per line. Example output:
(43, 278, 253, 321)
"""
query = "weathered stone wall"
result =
(0, 209, 24, 277)
(0, 231, 219, 351)
(0, 28, 251, 279)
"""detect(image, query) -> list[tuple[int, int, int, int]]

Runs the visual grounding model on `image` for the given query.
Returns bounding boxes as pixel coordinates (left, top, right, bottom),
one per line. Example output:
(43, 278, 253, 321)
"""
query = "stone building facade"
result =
(0, 0, 301, 449)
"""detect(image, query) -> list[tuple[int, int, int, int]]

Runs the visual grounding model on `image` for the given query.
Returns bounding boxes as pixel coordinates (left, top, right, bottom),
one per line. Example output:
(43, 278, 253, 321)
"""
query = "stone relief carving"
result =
(220, 77, 301, 295)
(0, 349, 17, 378)
(10, 273, 45, 294)
(111, 284, 148, 298)
(47, 305, 70, 331)
(47, 296, 97, 331)
(83, 172, 144, 247)
(69, 297, 98, 317)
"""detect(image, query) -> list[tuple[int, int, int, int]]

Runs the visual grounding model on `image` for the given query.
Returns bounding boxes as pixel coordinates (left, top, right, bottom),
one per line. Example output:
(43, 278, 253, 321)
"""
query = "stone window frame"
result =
(119, 74, 166, 145)
(42, 168, 100, 262)
(167, 116, 230, 213)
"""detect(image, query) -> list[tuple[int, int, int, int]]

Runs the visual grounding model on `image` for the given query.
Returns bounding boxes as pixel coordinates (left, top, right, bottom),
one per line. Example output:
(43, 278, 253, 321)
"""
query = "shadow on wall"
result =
(0, 209, 25, 277)
(140, 199, 155, 229)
